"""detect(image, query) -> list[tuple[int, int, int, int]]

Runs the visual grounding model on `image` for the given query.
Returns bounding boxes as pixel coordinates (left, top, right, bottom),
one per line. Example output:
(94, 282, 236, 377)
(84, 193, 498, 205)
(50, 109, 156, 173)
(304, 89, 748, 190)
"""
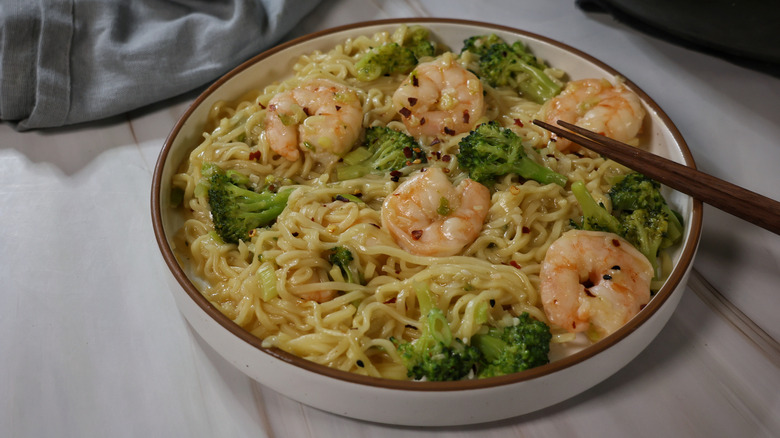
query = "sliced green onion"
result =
(342, 146, 372, 165)
(257, 262, 278, 301)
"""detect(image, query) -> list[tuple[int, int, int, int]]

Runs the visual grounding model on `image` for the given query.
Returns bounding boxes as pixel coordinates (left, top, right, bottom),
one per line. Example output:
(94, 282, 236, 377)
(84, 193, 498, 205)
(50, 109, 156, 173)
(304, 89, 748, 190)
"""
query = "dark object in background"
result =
(577, 0, 780, 77)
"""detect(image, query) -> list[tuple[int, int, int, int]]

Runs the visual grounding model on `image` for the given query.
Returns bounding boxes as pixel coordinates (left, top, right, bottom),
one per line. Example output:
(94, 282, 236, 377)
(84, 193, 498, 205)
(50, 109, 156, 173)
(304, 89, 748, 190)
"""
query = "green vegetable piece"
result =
(461, 34, 561, 103)
(394, 283, 480, 381)
(329, 246, 362, 285)
(354, 26, 436, 82)
(403, 25, 436, 59)
(336, 126, 427, 180)
(257, 262, 278, 301)
(608, 173, 684, 273)
(456, 121, 567, 187)
(202, 163, 292, 244)
(571, 180, 622, 234)
(471, 313, 552, 378)
(571, 173, 684, 276)
(355, 43, 418, 81)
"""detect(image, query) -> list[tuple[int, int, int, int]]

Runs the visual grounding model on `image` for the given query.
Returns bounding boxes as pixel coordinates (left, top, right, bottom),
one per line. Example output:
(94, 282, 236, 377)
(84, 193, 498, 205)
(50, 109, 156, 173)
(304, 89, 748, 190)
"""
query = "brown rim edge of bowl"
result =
(151, 17, 704, 392)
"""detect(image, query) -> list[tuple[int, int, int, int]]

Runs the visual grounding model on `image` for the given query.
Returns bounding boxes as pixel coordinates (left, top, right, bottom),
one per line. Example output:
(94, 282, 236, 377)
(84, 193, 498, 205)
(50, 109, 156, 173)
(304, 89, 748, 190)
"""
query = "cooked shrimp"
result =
(392, 53, 484, 138)
(381, 167, 490, 257)
(539, 229, 653, 339)
(266, 78, 363, 161)
(542, 78, 645, 152)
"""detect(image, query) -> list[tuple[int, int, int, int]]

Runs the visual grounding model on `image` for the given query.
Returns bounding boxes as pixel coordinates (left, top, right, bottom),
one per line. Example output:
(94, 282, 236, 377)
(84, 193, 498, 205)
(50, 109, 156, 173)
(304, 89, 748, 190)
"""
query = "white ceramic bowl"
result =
(151, 19, 702, 426)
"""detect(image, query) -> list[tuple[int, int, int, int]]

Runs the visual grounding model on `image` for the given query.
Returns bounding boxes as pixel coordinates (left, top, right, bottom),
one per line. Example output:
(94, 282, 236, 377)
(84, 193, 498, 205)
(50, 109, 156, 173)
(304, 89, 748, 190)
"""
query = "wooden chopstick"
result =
(532, 119, 780, 235)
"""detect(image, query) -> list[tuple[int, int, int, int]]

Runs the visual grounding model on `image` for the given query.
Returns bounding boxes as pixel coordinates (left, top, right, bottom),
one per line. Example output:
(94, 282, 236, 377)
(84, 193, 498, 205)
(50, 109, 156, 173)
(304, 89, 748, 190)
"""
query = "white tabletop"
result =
(3, 1, 779, 436)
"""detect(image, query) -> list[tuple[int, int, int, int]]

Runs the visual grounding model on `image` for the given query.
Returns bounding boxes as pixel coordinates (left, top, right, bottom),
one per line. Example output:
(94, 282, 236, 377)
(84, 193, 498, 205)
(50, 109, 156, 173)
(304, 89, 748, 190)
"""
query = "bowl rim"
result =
(151, 17, 703, 392)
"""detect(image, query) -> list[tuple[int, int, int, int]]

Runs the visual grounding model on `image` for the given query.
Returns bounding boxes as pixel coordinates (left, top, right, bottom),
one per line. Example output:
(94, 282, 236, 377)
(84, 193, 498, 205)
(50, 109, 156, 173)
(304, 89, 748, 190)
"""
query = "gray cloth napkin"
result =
(0, 0, 322, 130)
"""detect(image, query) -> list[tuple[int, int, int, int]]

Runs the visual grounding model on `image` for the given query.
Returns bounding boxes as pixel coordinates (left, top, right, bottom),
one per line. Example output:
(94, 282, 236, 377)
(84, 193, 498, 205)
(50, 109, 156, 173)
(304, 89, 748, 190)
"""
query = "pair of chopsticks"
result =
(533, 119, 780, 235)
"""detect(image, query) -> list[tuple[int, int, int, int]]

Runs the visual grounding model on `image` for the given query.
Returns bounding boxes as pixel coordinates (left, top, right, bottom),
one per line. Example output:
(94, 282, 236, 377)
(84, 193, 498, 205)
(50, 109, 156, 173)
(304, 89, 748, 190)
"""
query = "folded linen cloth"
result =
(0, 0, 321, 130)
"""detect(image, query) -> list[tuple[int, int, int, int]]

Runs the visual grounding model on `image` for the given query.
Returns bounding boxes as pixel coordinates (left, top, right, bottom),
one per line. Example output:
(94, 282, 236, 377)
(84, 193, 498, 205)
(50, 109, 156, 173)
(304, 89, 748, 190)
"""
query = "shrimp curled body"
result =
(392, 54, 485, 138)
(266, 79, 363, 162)
(543, 78, 645, 152)
(381, 168, 491, 257)
(539, 229, 653, 339)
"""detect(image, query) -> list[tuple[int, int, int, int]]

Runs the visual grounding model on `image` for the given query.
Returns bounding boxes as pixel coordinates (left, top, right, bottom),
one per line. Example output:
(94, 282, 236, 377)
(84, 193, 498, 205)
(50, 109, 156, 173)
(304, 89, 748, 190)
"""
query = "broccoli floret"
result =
(608, 173, 684, 272)
(403, 25, 436, 59)
(456, 121, 567, 187)
(461, 34, 561, 103)
(355, 43, 418, 81)
(571, 173, 684, 274)
(394, 284, 480, 381)
(337, 126, 427, 180)
(354, 26, 435, 81)
(328, 246, 362, 285)
(202, 163, 291, 244)
(471, 313, 552, 378)
(609, 173, 684, 245)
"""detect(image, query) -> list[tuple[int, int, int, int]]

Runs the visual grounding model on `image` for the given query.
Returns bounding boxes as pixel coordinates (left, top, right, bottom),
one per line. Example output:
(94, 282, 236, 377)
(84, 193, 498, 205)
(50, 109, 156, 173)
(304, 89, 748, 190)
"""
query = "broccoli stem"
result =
(513, 62, 562, 103)
(516, 155, 568, 187)
(470, 333, 506, 363)
(571, 181, 622, 233)
(414, 282, 435, 317)
(234, 188, 291, 226)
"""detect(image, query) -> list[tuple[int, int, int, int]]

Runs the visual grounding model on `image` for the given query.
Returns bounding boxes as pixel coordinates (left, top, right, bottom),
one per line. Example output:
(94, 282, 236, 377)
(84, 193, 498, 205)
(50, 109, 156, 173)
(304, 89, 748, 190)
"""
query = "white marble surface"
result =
(2, 1, 779, 437)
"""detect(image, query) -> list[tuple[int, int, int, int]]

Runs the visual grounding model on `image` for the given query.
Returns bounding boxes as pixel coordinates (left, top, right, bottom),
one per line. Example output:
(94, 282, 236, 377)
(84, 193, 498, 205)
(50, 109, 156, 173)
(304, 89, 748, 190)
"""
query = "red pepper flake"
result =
(302, 107, 311, 116)
(420, 117, 426, 126)
(462, 110, 470, 124)
(408, 97, 418, 106)
(403, 146, 413, 158)
(509, 260, 522, 269)
(390, 170, 402, 182)
(441, 154, 451, 162)
(249, 150, 262, 161)
(411, 230, 423, 240)
(429, 138, 441, 146)
(612, 239, 621, 247)
(399, 107, 412, 118)
(384, 297, 397, 304)
(513, 118, 524, 127)
(521, 226, 530, 234)
(411, 75, 419, 87)
(335, 105, 341, 111)
(443, 127, 455, 136)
